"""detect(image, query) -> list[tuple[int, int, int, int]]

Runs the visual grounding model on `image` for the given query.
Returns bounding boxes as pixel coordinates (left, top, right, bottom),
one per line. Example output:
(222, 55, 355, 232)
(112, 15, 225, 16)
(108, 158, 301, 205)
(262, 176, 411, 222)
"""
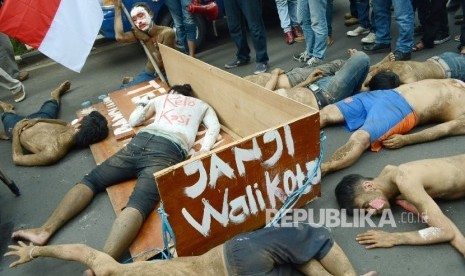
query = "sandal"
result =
(412, 41, 426, 52)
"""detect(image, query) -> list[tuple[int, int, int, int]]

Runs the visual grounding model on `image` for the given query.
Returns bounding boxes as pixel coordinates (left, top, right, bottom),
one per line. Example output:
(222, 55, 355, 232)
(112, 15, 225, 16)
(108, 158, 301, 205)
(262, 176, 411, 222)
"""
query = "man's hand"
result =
(383, 134, 407, 149)
(356, 230, 397, 249)
(4, 241, 35, 268)
(20, 119, 38, 131)
(191, 149, 208, 158)
(132, 27, 151, 42)
(134, 95, 152, 106)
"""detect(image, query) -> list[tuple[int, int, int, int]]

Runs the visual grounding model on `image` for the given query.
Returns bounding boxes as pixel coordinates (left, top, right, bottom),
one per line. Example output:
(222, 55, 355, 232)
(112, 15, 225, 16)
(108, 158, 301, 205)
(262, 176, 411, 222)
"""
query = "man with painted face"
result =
(11, 84, 221, 275)
(334, 154, 465, 257)
(0, 81, 108, 166)
(114, 0, 175, 88)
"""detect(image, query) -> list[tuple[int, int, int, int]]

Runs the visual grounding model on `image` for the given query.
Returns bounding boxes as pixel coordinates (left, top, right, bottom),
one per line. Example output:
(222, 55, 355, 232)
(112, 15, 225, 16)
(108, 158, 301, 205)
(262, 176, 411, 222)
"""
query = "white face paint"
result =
(418, 227, 442, 240)
(130, 6, 152, 31)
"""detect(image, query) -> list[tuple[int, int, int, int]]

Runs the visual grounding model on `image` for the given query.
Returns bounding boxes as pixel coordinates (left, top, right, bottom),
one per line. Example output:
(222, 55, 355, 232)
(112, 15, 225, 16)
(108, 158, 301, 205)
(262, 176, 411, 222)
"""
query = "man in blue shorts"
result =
(6, 223, 377, 276)
(319, 78, 465, 175)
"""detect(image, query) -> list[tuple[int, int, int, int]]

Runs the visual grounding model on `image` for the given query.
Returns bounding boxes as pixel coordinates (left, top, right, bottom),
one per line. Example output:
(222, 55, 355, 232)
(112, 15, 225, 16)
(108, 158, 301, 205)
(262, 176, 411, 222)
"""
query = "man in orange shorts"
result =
(319, 78, 465, 175)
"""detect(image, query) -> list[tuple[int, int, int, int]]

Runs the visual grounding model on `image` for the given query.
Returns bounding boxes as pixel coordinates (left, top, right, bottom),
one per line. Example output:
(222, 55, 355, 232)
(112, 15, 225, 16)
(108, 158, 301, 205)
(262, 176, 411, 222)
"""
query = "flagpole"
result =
(121, 3, 168, 84)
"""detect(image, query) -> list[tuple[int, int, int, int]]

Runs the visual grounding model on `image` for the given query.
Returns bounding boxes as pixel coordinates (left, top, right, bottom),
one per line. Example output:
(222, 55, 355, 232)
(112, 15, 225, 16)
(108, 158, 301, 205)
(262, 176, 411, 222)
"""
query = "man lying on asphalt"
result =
(10, 84, 220, 275)
(335, 154, 465, 257)
(318, 78, 465, 175)
(6, 224, 377, 276)
(0, 81, 108, 166)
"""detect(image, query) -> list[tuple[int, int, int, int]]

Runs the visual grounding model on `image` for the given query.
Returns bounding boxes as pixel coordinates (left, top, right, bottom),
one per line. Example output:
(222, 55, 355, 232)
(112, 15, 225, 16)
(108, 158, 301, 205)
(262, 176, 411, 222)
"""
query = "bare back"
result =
(372, 60, 445, 84)
(397, 79, 465, 124)
(396, 155, 465, 200)
(18, 122, 74, 154)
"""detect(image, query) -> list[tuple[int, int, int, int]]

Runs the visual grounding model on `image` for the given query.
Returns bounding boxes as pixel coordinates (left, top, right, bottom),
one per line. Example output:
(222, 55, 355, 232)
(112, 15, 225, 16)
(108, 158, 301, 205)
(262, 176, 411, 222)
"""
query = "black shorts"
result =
(224, 224, 334, 275)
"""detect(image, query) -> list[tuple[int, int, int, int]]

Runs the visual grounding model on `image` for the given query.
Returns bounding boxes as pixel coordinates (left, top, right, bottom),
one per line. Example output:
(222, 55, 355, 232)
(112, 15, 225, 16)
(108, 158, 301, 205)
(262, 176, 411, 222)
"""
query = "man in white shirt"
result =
(11, 84, 220, 272)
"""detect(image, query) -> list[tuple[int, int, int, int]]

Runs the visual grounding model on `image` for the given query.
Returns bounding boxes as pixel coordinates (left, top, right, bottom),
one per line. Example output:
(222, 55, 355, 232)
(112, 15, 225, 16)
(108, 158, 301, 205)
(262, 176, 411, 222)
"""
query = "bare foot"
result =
(378, 52, 395, 64)
(387, 52, 396, 62)
(83, 268, 95, 276)
(0, 101, 14, 112)
(50, 80, 72, 100)
(11, 228, 51, 245)
(461, 46, 465, 55)
(347, 48, 358, 57)
(361, 271, 378, 276)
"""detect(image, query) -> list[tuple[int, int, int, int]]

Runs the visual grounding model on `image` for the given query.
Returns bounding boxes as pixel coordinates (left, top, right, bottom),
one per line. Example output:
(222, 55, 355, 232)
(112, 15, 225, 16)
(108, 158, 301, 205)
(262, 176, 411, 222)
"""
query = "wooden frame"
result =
(156, 44, 321, 256)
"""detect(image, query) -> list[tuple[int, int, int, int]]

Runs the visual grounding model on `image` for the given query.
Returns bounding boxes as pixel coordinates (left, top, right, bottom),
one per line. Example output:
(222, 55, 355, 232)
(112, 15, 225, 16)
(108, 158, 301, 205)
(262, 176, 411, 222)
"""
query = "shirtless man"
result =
(244, 49, 370, 108)
(114, 0, 176, 88)
(319, 78, 465, 175)
(334, 155, 465, 257)
(0, 81, 108, 166)
(11, 84, 220, 275)
(363, 51, 465, 89)
(6, 224, 377, 276)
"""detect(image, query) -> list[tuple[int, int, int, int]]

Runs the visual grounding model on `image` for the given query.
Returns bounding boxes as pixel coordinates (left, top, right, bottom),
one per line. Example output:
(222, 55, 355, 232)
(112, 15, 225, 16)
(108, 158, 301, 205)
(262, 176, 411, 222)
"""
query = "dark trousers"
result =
(1, 100, 59, 138)
(419, 0, 449, 48)
(460, 0, 465, 49)
(81, 132, 186, 218)
(224, 0, 269, 64)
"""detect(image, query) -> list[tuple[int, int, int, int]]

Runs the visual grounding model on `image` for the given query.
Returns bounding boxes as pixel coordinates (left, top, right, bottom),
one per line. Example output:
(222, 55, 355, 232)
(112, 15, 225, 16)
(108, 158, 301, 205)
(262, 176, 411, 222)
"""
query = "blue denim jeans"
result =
(224, 224, 334, 275)
(431, 52, 465, 81)
(356, 0, 375, 31)
(224, 0, 269, 64)
(373, 0, 414, 53)
(275, 0, 299, 33)
(297, 0, 328, 59)
(165, 0, 197, 54)
(81, 132, 186, 218)
(315, 51, 370, 104)
(326, 0, 333, 36)
(120, 69, 165, 89)
(349, 0, 359, 17)
(1, 100, 59, 138)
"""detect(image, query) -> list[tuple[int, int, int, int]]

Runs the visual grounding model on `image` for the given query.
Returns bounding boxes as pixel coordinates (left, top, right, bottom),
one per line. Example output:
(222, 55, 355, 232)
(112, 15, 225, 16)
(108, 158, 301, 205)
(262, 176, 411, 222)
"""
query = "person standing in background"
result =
(293, 0, 328, 66)
(0, 33, 28, 102)
(165, 0, 198, 57)
(362, 0, 414, 61)
(274, 0, 305, 45)
(223, 0, 269, 75)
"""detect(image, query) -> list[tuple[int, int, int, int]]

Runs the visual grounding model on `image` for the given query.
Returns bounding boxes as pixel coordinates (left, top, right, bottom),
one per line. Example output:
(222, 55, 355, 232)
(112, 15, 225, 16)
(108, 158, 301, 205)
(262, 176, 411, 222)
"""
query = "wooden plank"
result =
(81, 80, 238, 261)
(159, 44, 318, 137)
(156, 113, 321, 256)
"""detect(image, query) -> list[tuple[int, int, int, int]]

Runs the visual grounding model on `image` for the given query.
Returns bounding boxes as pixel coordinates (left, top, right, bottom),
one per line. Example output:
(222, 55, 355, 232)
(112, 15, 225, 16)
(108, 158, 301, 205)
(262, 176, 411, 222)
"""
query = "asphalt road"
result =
(1, 1, 465, 275)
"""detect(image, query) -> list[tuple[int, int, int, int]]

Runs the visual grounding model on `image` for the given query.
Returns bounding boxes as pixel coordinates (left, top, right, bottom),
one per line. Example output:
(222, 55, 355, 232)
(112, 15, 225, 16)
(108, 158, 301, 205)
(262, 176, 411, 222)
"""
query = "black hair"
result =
(335, 174, 372, 216)
(169, 84, 193, 97)
(131, 2, 152, 13)
(75, 111, 109, 148)
(367, 71, 401, 90)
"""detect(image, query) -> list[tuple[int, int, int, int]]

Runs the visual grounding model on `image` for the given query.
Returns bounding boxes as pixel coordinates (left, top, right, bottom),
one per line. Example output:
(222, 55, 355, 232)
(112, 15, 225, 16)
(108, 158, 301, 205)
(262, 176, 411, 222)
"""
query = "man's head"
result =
(367, 71, 401, 90)
(335, 174, 390, 216)
(130, 2, 153, 31)
(75, 111, 109, 147)
(169, 84, 193, 97)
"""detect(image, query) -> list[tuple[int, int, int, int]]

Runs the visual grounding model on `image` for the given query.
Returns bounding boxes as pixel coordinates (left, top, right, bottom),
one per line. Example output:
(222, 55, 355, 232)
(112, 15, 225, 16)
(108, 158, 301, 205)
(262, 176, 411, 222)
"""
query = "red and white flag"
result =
(0, 0, 103, 72)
